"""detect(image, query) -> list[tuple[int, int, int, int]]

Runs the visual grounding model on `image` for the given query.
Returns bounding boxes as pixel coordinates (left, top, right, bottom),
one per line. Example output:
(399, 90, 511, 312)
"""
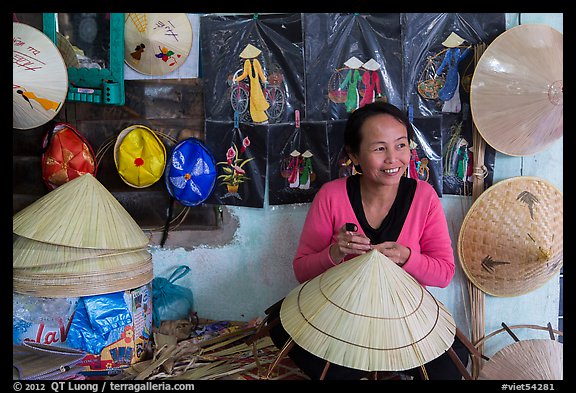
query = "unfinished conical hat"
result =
(239, 44, 262, 59)
(362, 58, 380, 71)
(13, 22, 68, 130)
(114, 125, 167, 188)
(280, 249, 456, 372)
(344, 56, 363, 69)
(478, 339, 563, 380)
(470, 24, 563, 156)
(13, 173, 149, 250)
(442, 32, 466, 48)
(458, 176, 563, 297)
(124, 13, 193, 76)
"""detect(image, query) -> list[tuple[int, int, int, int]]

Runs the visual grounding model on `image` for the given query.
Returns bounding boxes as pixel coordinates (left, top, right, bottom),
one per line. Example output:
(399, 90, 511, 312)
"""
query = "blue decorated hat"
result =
(164, 138, 217, 206)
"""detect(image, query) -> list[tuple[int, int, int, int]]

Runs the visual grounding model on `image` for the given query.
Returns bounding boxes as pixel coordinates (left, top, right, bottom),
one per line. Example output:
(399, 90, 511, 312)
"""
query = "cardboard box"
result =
(13, 283, 152, 374)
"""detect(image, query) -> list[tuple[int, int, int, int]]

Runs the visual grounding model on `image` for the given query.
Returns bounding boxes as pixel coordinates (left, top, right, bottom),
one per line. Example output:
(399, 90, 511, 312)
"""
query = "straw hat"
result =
(239, 43, 262, 59)
(13, 235, 148, 268)
(124, 13, 193, 76)
(13, 258, 153, 298)
(478, 339, 562, 380)
(114, 125, 167, 188)
(458, 176, 563, 297)
(13, 173, 150, 250)
(56, 32, 80, 68)
(280, 249, 456, 372)
(164, 137, 217, 207)
(41, 122, 97, 190)
(470, 24, 563, 156)
(13, 22, 68, 130)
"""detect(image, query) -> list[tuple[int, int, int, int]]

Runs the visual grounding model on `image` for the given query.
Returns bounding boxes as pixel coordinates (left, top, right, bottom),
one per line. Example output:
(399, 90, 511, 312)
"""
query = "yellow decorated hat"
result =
(114, 125, 167, 188)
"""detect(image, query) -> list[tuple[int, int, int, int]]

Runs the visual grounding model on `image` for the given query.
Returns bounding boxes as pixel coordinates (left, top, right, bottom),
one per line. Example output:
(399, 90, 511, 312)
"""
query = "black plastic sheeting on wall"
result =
(200, 14, 305, 125)
(200, 13, 505, 204)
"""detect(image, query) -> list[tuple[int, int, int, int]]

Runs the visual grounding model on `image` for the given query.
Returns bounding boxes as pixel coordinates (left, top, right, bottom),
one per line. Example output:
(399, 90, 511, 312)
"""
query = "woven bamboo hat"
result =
(478, 339, 563, 380)
(13, 173, 150, 250)
(458, 176, 563, 297)
(13, 256, 153, 298)
(124, 13, 193, 76)
(280, 249, 456, 372)
(13, 235, 147, 268)
(114, 125, 167, 188)
(470, 24, 563, 156)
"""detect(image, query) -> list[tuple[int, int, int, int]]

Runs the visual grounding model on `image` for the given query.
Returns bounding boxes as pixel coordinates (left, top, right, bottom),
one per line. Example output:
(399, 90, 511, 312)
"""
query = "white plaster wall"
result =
(150, 13, 563, 358)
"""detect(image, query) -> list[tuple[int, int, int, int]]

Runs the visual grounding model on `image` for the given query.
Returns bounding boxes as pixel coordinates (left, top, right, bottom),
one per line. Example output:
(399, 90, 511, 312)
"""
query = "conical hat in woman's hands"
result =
(280, 249, 456, 372)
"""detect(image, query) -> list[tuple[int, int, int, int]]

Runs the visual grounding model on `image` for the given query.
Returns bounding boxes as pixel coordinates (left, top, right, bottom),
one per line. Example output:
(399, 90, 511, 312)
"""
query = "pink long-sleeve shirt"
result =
(293, 177, 455, 288)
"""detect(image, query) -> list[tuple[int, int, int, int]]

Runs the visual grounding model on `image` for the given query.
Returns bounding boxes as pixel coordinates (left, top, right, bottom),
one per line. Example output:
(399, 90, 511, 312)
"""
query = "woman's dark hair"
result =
(344, 101, 414, 155)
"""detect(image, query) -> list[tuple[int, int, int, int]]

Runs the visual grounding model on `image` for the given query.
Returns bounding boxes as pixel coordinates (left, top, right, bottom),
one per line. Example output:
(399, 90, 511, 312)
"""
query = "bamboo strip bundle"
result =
(467, 42, 488, 379)
(281, 250, 456, 372)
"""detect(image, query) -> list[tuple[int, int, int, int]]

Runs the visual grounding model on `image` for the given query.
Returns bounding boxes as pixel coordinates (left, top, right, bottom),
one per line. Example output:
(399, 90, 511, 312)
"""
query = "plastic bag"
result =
(67, 292, 132, 354)
(152, 265, 194, 327)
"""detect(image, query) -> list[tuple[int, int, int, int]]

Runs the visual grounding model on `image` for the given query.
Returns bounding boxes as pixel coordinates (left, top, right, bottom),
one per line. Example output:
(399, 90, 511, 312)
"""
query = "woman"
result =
(268, 101, 469, 380)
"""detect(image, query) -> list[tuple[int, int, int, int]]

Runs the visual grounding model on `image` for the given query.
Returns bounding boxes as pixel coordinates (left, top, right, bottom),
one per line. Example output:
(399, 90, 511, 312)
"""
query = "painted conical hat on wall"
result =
(13, 235, 147, 268)
(13, 22, 68, 130)
(478, 339, 563, 380)
(470, 24, 563, 156)
(458, 176, 563, 297)
(280, 249, 456, 372)
(124, 13, 193, 76)
(13, 173, 149, 250)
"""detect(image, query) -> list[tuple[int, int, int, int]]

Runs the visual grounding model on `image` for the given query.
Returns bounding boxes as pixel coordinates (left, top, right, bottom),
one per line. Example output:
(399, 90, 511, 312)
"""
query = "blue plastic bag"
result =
(152, 265, 194, 327)
(67, 292, 132, 354)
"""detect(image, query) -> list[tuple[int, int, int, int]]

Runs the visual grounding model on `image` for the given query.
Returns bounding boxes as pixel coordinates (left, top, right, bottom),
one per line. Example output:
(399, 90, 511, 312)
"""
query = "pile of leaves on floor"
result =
(111, 315, 285, 380)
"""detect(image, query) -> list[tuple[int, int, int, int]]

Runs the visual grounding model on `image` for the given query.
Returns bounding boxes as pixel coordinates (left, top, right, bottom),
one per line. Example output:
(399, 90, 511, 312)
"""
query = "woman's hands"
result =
(371, 241, 411, 267)
(329, 223, 371, 264)
(329, 223, 411, 267)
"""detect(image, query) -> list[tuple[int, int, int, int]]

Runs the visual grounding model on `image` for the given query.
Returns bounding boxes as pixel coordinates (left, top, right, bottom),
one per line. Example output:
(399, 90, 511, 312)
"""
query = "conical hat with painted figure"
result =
(114, 125, 167, 188)
(13, 22, 68, 130)
(280, 249, 456, 372)
(13, 173, 149, 250)
(124, 13, 193, 76)
(470, 24, 563, 156)
(457, 176, 563, 297)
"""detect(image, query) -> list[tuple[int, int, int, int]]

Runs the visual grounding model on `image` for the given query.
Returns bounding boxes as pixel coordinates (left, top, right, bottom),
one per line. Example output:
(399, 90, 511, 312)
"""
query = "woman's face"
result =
(349, 113, 410, 187)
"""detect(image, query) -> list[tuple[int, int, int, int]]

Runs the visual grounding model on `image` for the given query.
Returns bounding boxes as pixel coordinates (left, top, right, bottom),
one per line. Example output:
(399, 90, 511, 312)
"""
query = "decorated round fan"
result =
(470, 24, 563, 156)
(124, 13, 192, 76)
(13, 22, 68, 130)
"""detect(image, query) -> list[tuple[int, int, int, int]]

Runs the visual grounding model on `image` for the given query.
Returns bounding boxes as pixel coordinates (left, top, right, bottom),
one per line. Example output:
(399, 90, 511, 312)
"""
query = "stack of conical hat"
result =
(280, 249, 456, 372)
(13, 173, 153, 297)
